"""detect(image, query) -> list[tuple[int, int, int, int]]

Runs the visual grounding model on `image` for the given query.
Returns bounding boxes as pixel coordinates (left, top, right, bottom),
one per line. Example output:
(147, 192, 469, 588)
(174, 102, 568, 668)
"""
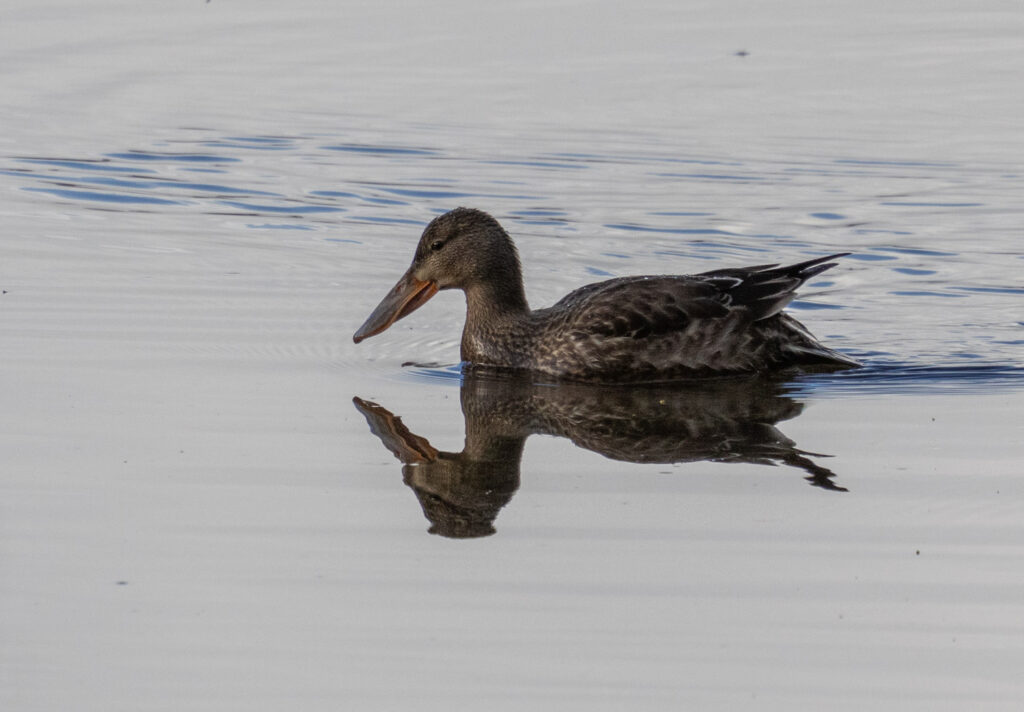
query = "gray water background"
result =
(2, 2, 1023, 710)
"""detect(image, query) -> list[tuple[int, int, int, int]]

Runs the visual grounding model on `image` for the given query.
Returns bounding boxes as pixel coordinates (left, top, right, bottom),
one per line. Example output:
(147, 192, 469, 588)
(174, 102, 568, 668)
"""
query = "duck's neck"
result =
(460, 278, 533, 367)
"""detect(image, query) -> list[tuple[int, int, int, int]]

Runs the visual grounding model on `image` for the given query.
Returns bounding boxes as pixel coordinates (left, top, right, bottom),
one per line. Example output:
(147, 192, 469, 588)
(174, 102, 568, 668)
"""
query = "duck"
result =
(353, 207, 859, 382)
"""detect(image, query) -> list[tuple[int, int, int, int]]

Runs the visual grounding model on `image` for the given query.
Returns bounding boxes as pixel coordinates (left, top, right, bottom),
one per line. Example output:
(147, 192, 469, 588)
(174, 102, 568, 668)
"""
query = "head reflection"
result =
(354, 368, 844, 539)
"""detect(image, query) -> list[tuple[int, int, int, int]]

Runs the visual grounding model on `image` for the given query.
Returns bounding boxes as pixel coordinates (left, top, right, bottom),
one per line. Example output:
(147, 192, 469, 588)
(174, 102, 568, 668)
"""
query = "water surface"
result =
(2, 2, 1023, 711)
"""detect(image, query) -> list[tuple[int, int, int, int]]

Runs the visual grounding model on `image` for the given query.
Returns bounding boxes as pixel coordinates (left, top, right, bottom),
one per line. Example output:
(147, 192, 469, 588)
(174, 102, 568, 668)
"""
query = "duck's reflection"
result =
(354, 368, 845, 538)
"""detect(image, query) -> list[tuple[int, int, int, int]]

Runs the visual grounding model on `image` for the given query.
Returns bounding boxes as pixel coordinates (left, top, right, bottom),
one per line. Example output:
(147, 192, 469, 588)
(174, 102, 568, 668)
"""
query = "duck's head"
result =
(353, 207, 523, 343)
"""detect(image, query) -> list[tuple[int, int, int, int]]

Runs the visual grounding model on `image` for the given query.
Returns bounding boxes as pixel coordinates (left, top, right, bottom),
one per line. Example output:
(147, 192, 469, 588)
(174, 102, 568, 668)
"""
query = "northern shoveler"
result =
(353, 207, 859, 382)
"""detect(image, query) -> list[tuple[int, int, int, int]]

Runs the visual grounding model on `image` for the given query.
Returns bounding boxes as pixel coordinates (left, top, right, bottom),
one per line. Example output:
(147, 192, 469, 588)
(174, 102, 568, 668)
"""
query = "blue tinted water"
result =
(4, 3, 1024, 710)
(6, 126, 1021, 383)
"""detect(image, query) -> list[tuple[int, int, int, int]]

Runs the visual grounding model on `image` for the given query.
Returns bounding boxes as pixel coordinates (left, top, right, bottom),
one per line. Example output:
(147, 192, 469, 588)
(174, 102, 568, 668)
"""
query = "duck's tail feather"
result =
(778, 313, 861, 369)
(784, 342, 862, 369)
(701, 253, 851, 322)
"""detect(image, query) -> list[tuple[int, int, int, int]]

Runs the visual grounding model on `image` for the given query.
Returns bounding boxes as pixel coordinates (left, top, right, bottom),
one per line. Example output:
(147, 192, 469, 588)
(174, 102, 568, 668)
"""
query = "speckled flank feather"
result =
(354, 207, 859, 383)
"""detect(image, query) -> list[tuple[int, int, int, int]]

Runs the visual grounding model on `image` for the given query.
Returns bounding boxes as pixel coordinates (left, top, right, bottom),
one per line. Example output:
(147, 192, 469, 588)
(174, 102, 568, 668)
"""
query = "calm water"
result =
(3, 2, 1023, 710)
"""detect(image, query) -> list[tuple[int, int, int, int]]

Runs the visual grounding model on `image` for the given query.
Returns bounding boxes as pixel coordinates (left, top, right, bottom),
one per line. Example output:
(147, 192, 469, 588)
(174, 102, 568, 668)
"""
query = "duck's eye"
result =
(429, 240, 445, 252)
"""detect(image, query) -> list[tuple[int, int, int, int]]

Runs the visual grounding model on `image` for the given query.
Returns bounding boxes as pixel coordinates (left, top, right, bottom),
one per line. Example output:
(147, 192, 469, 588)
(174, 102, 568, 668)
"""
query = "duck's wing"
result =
(548, 253, 849, 338)
(546, 276, 730, 340)
(693, 253, 850, 322)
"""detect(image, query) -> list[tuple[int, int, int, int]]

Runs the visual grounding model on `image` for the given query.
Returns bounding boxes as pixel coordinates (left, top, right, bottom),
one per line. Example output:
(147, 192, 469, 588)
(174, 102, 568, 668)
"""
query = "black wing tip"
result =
(787, 252, 854, 280)
(793, 251, 852, 269)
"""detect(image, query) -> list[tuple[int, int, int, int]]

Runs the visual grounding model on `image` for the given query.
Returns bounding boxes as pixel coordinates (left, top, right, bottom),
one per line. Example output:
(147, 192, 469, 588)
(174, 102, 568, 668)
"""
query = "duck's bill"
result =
(353, 270, 439, 343)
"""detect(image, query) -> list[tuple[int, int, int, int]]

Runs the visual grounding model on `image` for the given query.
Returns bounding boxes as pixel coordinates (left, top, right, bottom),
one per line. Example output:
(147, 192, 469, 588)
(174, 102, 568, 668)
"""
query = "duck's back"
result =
(524, 257, 857, 382)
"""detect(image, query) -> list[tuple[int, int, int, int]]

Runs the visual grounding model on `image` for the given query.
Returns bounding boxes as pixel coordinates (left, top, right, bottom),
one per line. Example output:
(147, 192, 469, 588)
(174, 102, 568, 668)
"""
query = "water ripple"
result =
(24, 187, 186, 205)
(3, 125, 1022, 375)
(19, 158, 154, 173)
(322, 144, 438, 156)
(106, 151, 239, 163)
(218, 200, 344, 214)
(605, 223, 736, 236)
(789, 361, 1024, 396)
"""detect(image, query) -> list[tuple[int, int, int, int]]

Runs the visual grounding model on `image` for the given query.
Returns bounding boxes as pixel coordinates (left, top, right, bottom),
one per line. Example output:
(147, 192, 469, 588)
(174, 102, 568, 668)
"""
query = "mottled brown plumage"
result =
(353, 207, 859, 382)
